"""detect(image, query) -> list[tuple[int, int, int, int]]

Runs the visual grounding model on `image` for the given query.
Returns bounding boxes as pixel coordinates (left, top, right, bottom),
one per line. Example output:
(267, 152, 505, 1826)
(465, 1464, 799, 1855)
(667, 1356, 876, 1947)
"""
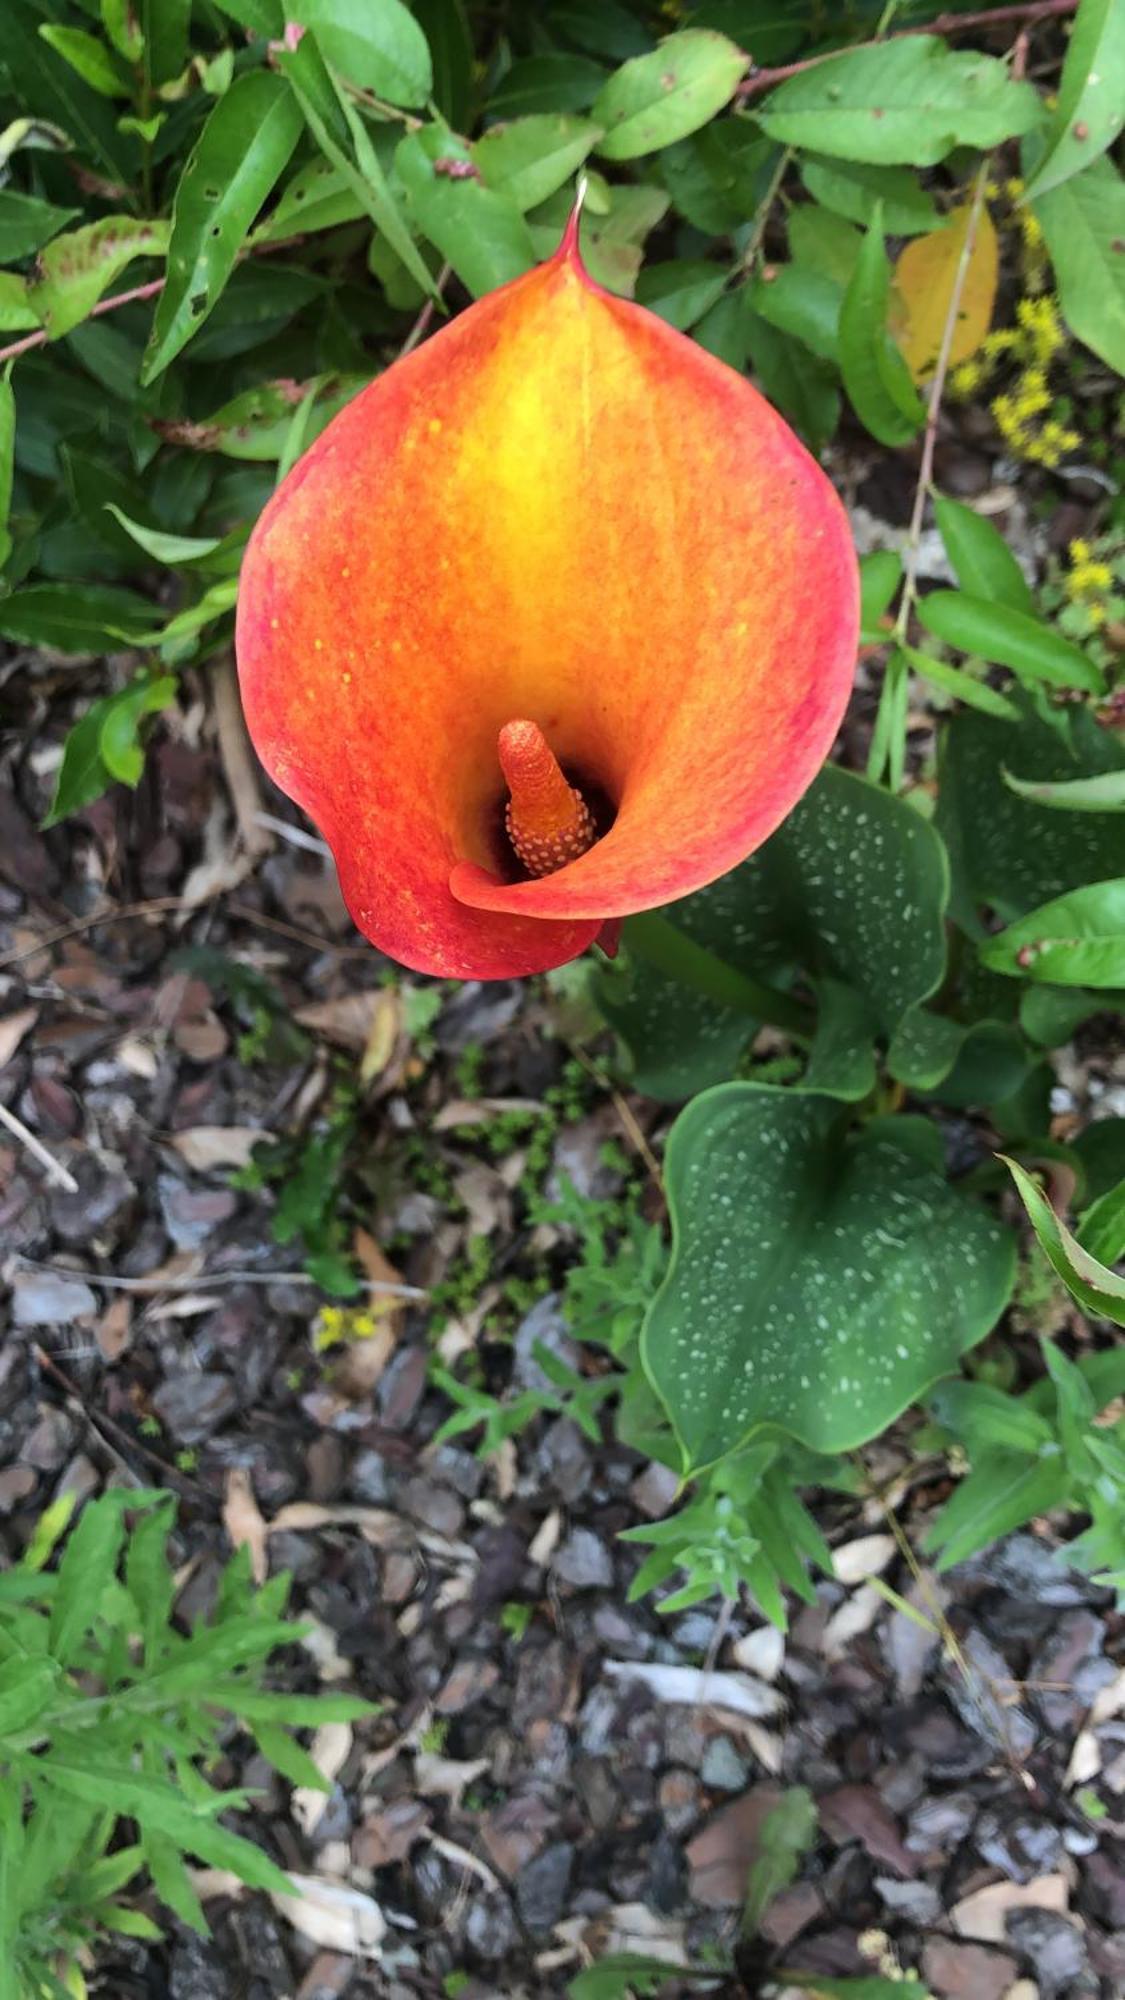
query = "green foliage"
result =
(928, 1335, 1125, 1580)
(0, 1490, 374, 2000)
(645, 1084, 1015, 1470)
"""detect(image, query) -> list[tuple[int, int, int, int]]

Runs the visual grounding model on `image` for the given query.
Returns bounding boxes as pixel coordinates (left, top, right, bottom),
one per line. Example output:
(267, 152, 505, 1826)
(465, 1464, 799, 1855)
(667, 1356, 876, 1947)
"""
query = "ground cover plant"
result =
(1, 0, 1124, 1994)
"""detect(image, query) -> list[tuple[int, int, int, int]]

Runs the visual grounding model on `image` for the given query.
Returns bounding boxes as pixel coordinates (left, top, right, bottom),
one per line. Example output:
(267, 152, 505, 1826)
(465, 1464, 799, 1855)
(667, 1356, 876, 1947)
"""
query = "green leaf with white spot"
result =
(598, 764, 949, 1100)
(645, 1084, 1015, 1470)
(592, 30, 749, 161)
(936, 703, 1125, 932)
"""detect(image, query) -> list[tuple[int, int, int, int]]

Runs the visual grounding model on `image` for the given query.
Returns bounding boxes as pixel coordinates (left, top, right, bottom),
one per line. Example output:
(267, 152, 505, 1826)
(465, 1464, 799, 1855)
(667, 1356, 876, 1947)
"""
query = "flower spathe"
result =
(235, 213, 859, 979)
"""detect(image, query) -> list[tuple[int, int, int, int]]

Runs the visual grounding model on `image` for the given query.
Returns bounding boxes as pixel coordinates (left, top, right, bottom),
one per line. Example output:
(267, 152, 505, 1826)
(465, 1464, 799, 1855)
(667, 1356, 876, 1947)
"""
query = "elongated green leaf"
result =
(29, 216, 168, 341)
(752, 261, 842, 362)
(38, 24, 130, 97)
(28, 1756, 294, 1892)
(938, 703, 1125, 934)
(291, 0, 432, 108)
(981, 877, 1125, 988)
(0, 582, 155, 650)
(1023, 0, 1125, 201)
(0, 1656, 59, 1734)
(635, 258, 727, 331)
(277, 34, 438, 300)
(743, 311, 840, 451)
(788, 202, 863, 285)
(414, 0, 474, 126)
(756, 36, 1041, 165)
(1002, 767, 1125, 812)
(932, 491, 1033, 614)
(252, 158, 365, 244)
(919, 590, 1104, 693)
(473, 114, 602, 212)
(1080, 1178, 1125, 1267)
(0, 189, 79, 261)
(488, 53, 607, 120)
(143, 72, 302, 382)
(592, 31, 748, 160)
(900, 641, 1021, 720)
(396, 125, 535, 297)
(0, 0, 136, 183)
(1033, 152, 1125, 373)
(644, 1084, 1015, 1469)
(48, 1497, 126, 1665)
(800, 154, 943, 234)
(1003, 1155, 1125, 1327)
(859, 548, 901, 625)
(103, 504, 225, 566)
(929, 1452, 1069, 1570)
(43, 672, 175, 825)
(839, 208, 925, 445)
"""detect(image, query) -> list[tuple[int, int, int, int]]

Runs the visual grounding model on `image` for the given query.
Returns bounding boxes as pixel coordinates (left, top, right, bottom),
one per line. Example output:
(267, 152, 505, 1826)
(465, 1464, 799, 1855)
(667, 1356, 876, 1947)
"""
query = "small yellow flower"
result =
(1069, 538, 1092, 564)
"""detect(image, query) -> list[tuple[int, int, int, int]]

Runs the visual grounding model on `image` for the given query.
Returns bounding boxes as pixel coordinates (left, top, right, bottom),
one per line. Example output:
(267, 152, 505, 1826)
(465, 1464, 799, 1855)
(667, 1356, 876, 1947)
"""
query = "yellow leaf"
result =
(895, 202, 998, 383)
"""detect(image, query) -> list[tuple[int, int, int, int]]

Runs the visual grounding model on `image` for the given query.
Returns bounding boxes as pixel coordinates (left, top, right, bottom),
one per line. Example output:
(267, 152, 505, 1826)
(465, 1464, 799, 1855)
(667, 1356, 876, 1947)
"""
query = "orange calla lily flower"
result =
(235, 214, 858, 980)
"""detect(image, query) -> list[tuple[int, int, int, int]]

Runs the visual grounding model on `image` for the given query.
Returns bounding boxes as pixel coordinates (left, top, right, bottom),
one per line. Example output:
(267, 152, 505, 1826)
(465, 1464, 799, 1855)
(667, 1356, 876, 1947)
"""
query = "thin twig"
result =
(15, 1257, 428, 1300)
(0, 892, 369, 971)
(0, 277, 166, 369)
(0, 1100, 78, 1192)
(735, 0, 1078, 102)
(398, 261, 452, 360)
(894, 157, 992, 642)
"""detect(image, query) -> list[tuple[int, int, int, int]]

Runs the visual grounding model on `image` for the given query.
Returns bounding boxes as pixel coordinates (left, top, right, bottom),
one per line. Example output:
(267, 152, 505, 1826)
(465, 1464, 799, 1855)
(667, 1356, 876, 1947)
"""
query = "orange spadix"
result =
(498, 719, 598, 878)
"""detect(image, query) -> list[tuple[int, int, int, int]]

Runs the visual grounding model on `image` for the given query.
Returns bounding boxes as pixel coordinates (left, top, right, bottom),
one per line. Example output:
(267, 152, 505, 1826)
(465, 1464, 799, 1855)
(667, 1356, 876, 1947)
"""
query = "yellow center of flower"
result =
(498, 719, 597, 878)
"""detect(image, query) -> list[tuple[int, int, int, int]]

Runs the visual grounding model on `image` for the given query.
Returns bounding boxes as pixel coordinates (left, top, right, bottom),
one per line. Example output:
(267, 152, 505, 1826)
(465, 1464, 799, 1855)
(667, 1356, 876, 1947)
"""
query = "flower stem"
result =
(620, 912, 814, 1040)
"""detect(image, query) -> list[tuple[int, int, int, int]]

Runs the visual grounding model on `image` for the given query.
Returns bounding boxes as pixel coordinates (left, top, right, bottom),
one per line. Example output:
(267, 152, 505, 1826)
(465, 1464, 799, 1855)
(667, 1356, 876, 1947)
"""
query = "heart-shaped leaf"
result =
(598, 764, 948, 1099)
(644, 1084, 1015, 1470)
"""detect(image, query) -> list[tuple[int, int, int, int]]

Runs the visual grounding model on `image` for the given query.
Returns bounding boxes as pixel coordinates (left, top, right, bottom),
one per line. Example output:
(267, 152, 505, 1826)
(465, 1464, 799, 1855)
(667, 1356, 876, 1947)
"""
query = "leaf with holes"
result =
(644, 1084, 1015, 1470)
(142, 70, 303, 383)
(28, 216, 169, 341)
(597, 764, 948, 1100)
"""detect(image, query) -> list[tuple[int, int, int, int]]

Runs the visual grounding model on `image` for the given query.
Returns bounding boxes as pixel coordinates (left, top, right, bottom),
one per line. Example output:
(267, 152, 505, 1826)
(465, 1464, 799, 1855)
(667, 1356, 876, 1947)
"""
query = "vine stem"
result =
(735, 0, 1078, 102)
(893, 156, 992, 643)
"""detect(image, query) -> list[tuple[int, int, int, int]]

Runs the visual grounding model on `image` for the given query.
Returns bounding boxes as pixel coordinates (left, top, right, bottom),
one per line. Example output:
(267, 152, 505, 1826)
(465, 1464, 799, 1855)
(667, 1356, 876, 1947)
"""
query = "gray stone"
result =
(513, 1293, 580, 1393)
(11, 1268, 97, 1325)
(349, 1447, 391, 1503)
(552, 1526, 613, 1591)
(152, 1370, 238, 1443)
(48, 1149, 133, 1246)
(158, 1173, 237, 1250)
(463, 1892, 520, 1961)
(1005, 1910, 1087, 1998)
(700, 1736, 749, 1792)
(516, 1840, 574, 1933)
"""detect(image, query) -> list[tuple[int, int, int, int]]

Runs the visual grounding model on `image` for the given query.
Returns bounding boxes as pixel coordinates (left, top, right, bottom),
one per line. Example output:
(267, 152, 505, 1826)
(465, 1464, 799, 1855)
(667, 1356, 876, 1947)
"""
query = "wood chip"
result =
(832, 1532, 897, 1583)
(270, 1874, 386, 1957)
(223, 1466, 268, 1585)
(603, 1661, 784, 1721)
(172, 1125, 264, 1171)
(0, 1005, 38, 1068)
(951, 1874, 1070, 1943)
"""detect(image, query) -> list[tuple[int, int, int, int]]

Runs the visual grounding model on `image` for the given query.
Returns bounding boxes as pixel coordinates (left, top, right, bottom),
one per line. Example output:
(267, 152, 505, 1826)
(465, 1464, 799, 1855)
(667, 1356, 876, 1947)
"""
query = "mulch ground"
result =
(1, 451, 1123, 1999)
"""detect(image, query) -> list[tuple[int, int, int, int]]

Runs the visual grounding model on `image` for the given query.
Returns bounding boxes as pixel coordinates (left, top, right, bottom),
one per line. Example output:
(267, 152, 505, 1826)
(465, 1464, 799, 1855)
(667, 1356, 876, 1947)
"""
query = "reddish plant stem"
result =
(0, 276, 167, 368)
(735, 0, 1078, 101)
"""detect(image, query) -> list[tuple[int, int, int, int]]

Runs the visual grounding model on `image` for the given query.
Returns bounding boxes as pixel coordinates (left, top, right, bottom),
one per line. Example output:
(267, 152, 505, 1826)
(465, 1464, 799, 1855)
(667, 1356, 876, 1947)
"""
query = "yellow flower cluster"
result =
(1066, 540, 1113, 624)
(1002, 176, 1049, 289)
(312, 1302, 385, 1352)
(950, 295, 1079, 468)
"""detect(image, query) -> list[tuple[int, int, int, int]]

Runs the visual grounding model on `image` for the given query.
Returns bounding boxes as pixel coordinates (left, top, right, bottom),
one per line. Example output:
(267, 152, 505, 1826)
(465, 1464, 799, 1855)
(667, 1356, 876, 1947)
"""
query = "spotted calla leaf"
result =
(644, 1084, 1016, 1471)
